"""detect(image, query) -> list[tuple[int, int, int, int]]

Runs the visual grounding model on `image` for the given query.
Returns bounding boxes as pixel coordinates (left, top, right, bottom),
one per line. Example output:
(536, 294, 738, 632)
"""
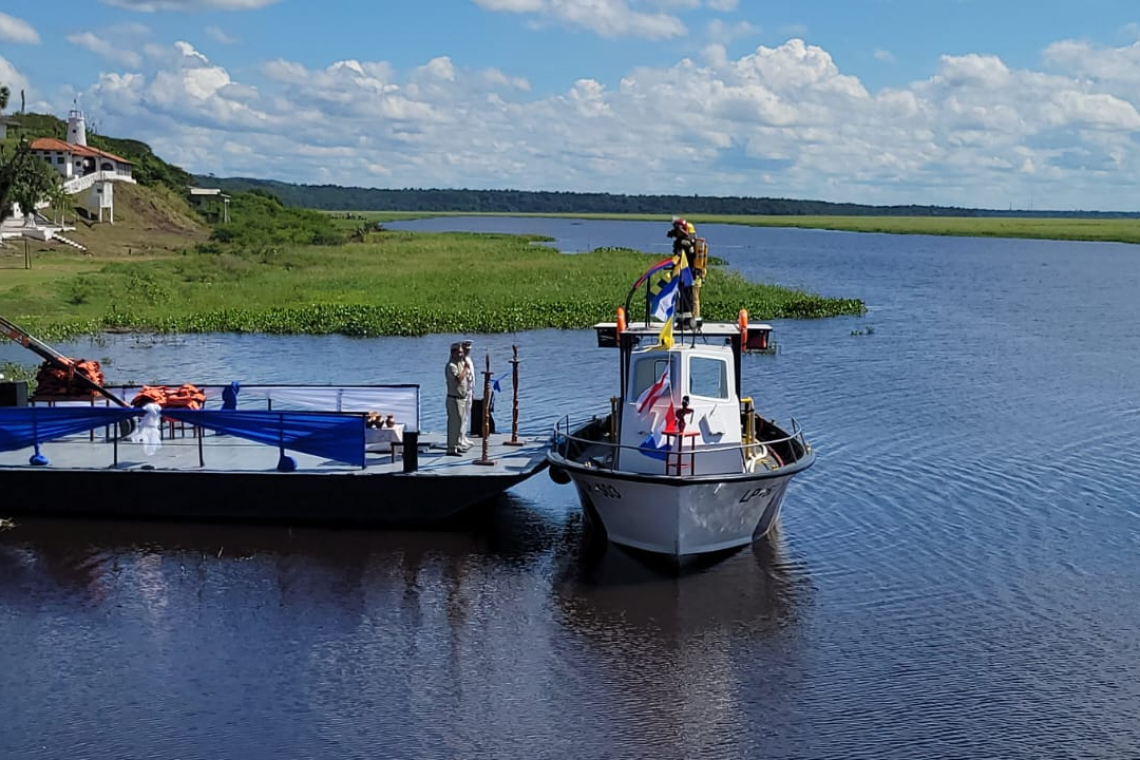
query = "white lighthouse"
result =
(67, 108, 87, 146)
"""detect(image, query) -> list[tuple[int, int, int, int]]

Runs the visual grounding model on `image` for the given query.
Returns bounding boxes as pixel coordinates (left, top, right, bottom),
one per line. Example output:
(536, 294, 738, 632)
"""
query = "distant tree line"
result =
(191, 176, 1140, 218)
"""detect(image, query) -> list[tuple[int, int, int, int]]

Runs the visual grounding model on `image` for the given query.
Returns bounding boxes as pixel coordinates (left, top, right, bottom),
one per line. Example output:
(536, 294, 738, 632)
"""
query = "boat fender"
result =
(738, 309, 748, 346)
(616, 307, 626, 337)
(549, 466, 572, 485)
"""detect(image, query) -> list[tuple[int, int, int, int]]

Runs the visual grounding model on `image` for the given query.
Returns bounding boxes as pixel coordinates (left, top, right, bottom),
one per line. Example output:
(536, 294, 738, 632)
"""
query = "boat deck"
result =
(0, 428, 550, 478)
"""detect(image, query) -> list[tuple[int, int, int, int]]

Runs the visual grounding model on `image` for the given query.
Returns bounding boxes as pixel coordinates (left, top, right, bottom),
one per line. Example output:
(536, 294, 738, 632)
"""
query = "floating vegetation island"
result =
(5, 226, 864, 340)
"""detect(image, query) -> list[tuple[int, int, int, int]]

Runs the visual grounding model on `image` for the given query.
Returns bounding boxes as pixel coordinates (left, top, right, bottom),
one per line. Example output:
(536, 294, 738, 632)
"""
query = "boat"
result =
(0, 318, 549, 526)
(546, 237, 815, 559)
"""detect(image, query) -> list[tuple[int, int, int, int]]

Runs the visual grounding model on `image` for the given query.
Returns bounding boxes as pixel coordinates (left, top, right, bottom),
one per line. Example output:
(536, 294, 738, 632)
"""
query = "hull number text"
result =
(589, 482, 622, 499)
(739, 487, 771, 504)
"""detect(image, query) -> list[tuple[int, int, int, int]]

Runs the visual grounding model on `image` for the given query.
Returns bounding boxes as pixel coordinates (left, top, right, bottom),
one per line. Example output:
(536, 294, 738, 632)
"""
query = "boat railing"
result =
(550, 414, 811, 475)
(99, 383, 422, 433)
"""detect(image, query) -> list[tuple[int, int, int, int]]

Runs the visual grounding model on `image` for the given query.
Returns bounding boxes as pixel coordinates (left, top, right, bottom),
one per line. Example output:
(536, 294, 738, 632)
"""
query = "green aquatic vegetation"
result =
(0, 361, 38, 384)
(3, 231, 864, 337)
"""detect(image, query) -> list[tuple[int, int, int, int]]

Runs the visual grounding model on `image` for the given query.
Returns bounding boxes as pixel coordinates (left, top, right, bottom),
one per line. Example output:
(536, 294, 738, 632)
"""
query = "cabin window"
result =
(631, 356, 672, 400)
(100, 162, 114, 171)
(689, 356, 729, 400)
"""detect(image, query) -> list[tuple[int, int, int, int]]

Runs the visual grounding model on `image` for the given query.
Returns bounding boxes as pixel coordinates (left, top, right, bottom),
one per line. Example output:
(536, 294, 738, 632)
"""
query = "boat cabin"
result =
(593, 319, 772, 476)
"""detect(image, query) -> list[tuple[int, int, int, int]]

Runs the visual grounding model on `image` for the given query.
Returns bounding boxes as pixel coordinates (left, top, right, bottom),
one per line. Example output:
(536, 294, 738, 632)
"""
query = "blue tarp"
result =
(162, 409, 366, 467)
(0, 407, 140, 453)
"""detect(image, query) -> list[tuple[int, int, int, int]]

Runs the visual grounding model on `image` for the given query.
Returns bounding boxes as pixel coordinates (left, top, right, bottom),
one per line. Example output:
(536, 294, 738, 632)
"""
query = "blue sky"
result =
(4, 1, 1140, 210)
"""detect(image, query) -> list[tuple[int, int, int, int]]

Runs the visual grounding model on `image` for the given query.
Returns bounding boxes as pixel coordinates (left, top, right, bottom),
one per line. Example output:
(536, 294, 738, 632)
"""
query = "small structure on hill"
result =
(0, 115, 18, 141)
(188, 187, 230, 223)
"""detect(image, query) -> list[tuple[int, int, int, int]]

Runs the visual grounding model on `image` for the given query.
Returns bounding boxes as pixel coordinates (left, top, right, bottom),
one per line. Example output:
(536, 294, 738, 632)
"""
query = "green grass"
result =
(1, 230, 864, 339)
(342, 210, 1140, 245)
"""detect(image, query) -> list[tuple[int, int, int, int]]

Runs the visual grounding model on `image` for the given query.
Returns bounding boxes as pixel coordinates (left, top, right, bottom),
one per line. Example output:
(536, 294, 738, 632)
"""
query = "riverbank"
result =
(0, 228, 864, 341)
(339, 211, 1140, 245)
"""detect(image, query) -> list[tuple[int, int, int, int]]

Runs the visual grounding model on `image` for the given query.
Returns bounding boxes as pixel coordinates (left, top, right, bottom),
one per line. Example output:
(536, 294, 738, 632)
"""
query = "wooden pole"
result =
(474, 353, 495, 465)
(24, 238, 30, 269)
(505, 344, 523, 446)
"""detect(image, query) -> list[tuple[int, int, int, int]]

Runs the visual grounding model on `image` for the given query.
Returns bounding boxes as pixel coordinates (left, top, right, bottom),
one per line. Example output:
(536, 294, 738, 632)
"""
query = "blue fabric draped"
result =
(0, 407, 140, 453)
(162, 409, 366, 467)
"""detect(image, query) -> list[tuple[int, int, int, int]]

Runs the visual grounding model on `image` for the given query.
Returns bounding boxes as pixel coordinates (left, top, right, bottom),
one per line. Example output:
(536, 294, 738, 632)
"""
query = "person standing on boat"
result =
(445, 342, 471, 456)
(461, 339, 475, 448)
(666, 217, 697, 326)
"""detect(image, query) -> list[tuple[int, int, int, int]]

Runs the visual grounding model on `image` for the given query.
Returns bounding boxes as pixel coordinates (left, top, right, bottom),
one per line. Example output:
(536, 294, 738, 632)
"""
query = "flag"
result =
(648, 251, 692, 323)
(491, 375, 503, 394)
(674, 250, 693, 288)
(638, 401, 675, 460)
(654, 317, 674, 350)
(635, 366, 670, 416)
(650, 276, 679, 322)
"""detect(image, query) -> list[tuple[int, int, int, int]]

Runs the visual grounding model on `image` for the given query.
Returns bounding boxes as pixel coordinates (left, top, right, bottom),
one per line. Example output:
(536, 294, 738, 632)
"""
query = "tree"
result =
(0, 140, 37, 225)
(11, 151, 64, 224)
(1, 83, 63, 226)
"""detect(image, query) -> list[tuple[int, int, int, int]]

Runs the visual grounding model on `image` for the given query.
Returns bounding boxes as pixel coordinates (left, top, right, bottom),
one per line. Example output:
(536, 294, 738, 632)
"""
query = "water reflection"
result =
(0, 493, 570, 604)
(556, 530, 810, 642)
(548, 534, 812, 760)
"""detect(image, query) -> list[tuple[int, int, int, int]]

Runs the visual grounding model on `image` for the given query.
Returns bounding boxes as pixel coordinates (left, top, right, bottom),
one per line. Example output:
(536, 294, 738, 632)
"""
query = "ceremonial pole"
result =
(474, 353, 496, 466)
(505, 344, 523, 446)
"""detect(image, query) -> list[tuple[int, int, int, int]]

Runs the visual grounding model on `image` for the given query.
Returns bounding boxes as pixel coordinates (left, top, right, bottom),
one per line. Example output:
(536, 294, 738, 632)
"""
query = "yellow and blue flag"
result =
(649, 251, 692, 323)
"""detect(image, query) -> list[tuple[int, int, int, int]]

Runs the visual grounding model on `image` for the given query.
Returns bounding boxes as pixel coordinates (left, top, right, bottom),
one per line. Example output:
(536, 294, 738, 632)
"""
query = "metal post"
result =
(24, 238, 30, 270)
(505, 344, 523, 446)
(475, 353, 495, 466)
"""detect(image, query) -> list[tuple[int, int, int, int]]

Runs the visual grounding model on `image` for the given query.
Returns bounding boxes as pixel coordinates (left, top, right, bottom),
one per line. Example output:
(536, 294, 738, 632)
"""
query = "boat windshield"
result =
(688, 355, 730, 400)
(630, 354, 673, 400)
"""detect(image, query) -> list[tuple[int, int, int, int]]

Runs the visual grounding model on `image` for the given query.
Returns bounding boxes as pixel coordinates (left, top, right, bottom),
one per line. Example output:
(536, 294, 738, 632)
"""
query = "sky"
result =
(4, 1, 1140, 211)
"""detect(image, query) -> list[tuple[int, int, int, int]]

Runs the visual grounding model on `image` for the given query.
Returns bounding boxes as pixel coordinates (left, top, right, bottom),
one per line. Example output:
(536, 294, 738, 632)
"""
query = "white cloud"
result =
(0, 54, 30, 99)
(71, 35, 1140, 210)
(706, 18, 759, 45)
(874, 48, 895, 64)
(101, 0, 278, 10)
(205, 25, 239, 44)
(472, 0, 686, 40)
(68, 32, 144, 68)
(0, 12, 39, 44)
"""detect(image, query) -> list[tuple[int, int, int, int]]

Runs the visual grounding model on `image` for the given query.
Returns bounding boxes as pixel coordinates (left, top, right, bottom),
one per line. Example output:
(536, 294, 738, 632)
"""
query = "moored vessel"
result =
(547, 231, 815, 558)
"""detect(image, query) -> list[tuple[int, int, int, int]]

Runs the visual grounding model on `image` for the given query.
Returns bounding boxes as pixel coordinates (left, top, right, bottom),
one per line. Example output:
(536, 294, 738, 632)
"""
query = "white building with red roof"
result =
(29, 110, 135, 188)
(23, 109, 135, 226)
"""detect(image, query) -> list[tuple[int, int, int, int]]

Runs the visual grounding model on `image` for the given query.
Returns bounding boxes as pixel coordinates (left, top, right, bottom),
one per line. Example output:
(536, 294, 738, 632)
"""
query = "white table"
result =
(365, 424, 404, 453)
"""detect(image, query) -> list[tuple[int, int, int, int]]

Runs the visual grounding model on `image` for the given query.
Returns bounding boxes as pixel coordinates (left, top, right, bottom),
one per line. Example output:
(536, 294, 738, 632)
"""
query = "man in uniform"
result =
(461, 339, 475, 448)
(445, 342, 471, 456)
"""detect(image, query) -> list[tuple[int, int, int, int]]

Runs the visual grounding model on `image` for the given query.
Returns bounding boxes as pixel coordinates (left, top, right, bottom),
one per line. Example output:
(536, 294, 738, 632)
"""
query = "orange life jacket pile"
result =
(131, 384, 207, 409)
(34, 359, 104, 397)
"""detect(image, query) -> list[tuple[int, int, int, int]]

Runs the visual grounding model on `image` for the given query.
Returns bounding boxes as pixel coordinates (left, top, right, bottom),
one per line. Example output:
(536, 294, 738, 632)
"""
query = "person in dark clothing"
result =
(666, 218, 697, 325)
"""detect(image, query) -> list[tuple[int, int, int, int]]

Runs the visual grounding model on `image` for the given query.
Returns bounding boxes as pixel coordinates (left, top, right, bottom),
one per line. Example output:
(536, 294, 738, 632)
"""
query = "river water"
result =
(3, 218, 1140, 759)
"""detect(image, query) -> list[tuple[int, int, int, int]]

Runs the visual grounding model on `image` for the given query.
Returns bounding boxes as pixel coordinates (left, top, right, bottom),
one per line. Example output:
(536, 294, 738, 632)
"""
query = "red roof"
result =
(29, 137, 132, 165)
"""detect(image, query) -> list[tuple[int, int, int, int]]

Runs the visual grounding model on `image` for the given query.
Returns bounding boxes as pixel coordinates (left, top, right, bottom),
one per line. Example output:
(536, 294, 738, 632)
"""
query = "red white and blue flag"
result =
(636, 366, 670, 416)
(639, 401, 675, 460)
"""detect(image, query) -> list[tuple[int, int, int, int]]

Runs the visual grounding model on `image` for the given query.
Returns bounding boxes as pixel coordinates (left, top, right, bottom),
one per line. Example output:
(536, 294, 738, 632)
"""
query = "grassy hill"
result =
(61, 182, 211, 256)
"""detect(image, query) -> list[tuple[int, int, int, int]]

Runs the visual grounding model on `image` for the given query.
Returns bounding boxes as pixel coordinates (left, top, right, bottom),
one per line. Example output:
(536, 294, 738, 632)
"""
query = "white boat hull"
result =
(566, 469, 795, 557)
